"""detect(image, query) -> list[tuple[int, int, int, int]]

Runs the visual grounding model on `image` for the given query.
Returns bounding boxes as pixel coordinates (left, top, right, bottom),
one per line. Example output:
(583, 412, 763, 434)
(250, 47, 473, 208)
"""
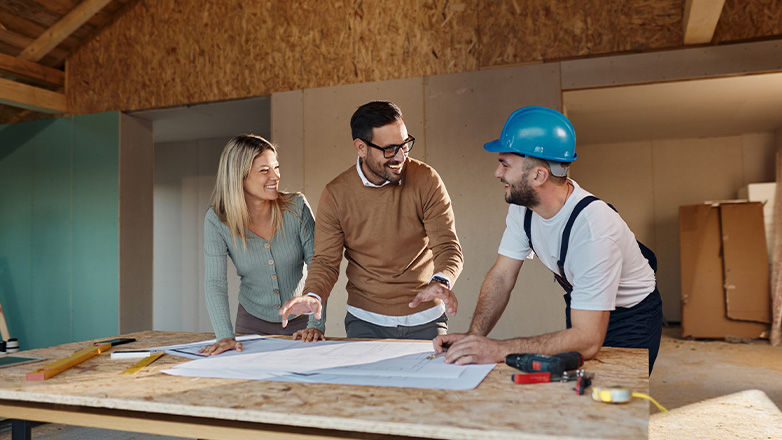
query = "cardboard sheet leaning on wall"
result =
(679, 202, 771, 339)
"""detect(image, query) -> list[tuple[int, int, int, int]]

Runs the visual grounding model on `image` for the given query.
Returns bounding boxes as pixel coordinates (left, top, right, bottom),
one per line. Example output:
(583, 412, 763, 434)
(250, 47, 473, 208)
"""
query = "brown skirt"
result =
(235, 304, 308, 336)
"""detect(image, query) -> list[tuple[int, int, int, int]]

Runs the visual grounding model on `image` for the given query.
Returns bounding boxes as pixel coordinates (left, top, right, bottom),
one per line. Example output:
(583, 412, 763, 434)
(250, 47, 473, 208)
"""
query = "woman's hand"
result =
(197, 337, 242, 356)
(293, 328, 326, 342)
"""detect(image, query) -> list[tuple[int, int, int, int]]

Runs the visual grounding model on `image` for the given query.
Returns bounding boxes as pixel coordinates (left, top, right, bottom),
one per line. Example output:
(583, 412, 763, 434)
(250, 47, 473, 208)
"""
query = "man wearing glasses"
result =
(280, 100, 463, 341)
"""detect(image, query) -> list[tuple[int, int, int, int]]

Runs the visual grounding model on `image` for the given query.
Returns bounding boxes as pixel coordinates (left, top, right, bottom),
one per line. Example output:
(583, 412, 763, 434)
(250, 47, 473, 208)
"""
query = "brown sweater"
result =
(304, 157, 463, 316)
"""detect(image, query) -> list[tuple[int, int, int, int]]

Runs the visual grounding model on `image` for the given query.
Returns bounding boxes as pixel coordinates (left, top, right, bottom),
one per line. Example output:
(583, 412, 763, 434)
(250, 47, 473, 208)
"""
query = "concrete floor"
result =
(2, 325, 781, 439)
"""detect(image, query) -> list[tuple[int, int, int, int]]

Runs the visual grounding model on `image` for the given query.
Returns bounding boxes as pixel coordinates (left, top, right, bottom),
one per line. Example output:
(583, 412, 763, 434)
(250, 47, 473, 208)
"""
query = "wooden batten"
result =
(683, 0, 726, 45)
(0, 53, 64, 86)
(18, 0, 114, 63)
(0, 77, 66, 113)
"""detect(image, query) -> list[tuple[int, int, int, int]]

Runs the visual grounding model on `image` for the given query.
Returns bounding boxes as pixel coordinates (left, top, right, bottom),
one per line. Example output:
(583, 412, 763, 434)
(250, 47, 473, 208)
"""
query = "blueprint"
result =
(161, 337, 495, 390)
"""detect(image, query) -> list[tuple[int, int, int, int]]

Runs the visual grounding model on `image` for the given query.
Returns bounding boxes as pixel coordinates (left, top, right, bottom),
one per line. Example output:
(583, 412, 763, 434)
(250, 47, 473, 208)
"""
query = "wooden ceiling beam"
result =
(18, 0, 113, 62)
(0, 76, 66, 113)
(0, 52, 64, 86)
(683, 0, 726, 45)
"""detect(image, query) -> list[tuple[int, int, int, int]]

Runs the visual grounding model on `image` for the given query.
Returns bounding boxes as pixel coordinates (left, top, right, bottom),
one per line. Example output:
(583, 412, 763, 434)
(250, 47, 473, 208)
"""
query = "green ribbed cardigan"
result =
(203, 193, 325, 340)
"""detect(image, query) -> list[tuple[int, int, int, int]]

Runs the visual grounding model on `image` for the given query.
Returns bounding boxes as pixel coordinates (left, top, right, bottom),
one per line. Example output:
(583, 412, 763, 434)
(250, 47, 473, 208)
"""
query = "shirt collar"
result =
(356, 156, 402, 187)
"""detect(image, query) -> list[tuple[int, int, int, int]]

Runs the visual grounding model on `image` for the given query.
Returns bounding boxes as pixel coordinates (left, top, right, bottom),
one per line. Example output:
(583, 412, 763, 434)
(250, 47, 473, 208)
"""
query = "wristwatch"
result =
(430, 275, 451, 289)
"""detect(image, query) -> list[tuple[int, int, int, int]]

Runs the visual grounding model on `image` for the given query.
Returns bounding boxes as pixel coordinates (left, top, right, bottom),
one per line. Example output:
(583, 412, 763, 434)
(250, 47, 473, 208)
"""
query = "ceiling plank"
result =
(0, 52, 64, 86)
(683, 0, 726, 45)
(18, 0, 113, 62)
(0, 76, 67, 113)
(0, 27, 69, 63)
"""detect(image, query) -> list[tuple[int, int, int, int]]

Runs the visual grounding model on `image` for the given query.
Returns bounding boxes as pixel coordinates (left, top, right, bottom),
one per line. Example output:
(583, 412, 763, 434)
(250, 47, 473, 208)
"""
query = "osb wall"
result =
(67, 0, 782, 115)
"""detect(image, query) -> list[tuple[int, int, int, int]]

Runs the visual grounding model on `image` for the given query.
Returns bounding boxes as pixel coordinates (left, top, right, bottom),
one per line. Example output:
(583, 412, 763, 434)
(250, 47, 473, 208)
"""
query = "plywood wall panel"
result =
(66, 0, 782, 116)
(715, 0, 782, 42)
(68, 0, 479, 115)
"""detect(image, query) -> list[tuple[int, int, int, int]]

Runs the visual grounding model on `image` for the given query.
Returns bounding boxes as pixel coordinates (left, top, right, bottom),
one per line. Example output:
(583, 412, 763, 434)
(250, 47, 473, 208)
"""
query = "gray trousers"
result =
(344, 312, 448, 340)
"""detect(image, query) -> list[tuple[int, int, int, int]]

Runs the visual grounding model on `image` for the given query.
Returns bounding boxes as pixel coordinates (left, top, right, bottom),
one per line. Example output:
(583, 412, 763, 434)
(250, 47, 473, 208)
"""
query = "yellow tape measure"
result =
(592, 386, 668, 413)
(120, 352, 164, 375)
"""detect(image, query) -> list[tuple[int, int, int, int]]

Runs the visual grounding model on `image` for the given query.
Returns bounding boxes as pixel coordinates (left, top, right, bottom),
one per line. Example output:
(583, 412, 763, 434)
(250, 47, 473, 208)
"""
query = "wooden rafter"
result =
(18, 0, 114, 62)
(0, 0, 114, 115)
(0, 77, 66, 114)
(683, 0, 726, 45)
(0, 53, 64, 87)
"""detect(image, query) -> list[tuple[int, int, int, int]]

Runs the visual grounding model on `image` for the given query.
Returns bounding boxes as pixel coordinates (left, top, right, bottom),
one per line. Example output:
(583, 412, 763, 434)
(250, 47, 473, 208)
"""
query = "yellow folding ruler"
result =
(120, 352, 164, 375)
(27, 343, 112, 381)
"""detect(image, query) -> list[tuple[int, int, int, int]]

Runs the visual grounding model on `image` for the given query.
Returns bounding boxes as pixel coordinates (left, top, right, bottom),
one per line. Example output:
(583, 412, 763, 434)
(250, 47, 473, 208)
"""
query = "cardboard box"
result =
(679, 202, 771, 339)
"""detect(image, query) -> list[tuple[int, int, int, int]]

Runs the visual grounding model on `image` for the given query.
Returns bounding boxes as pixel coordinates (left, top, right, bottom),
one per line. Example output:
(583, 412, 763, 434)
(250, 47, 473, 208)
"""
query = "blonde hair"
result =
(210, 134, 297, 247)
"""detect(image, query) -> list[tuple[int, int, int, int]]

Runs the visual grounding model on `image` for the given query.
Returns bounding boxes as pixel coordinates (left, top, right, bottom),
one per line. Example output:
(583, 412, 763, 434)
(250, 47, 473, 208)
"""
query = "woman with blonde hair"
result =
(199, 134, 324, 356)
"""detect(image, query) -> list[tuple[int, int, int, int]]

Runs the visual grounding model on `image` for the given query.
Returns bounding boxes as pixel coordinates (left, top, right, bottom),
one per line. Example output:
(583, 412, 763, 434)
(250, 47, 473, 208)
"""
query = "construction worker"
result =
(433, 106, 663, 375)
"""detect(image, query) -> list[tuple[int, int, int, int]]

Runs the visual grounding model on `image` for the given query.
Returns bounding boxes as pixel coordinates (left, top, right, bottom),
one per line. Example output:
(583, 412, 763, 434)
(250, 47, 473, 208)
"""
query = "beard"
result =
(364, 154, 404, 184)
(505, 170, 539, 208)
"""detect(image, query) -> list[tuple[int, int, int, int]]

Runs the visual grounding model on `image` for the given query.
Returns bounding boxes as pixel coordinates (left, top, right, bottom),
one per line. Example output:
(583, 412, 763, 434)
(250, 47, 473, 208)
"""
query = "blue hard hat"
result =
(484, 106, 577, 163)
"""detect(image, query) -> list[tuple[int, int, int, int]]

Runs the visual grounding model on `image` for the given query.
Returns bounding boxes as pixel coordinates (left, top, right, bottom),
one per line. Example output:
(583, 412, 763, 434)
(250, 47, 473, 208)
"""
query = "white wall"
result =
(153, 138, 240, 333)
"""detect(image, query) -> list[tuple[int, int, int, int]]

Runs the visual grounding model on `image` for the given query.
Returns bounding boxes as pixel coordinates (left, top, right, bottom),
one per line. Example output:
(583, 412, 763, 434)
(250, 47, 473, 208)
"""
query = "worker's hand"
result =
(436, 333, 506, 365)
(409, 282, 458, 315)
(279, 296, 322, 327)
(293, 328, 326, 343)
(197, 337, 242, 356)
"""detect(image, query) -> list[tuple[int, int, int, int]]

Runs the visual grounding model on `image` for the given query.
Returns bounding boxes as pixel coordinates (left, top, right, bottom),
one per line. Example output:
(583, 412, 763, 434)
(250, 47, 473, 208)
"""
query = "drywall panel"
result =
(424, 63, 565, 338)
(741, 132, 777, 185)
(31, 119, 74, 347)
(271, 90, 305, 193)
(0, 113, 123, 349)
(72, 113, 121, 342)
(119, 114, 154, 333)
(301, 77, 424, 337)
(561, 39, 782, 90)
(0, 121, 35, 349)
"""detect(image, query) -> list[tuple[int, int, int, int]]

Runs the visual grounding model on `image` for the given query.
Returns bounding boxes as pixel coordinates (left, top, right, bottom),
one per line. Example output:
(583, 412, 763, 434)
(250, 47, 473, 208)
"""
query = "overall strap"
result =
(524, 208, 534, 253)
(556, 196, 600, 282)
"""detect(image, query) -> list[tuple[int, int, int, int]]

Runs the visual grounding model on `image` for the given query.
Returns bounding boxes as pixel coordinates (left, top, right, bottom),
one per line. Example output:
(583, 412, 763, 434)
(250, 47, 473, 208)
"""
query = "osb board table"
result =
(0, 331, 649, 440)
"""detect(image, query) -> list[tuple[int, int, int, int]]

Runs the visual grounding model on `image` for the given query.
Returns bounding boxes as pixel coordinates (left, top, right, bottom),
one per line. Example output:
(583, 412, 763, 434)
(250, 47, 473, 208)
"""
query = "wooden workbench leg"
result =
(11, 419, 31, 440)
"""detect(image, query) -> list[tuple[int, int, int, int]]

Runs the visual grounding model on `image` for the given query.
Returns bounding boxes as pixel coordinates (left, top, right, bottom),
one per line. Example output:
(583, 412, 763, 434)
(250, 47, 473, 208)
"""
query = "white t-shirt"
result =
(498, 180, 656, 311)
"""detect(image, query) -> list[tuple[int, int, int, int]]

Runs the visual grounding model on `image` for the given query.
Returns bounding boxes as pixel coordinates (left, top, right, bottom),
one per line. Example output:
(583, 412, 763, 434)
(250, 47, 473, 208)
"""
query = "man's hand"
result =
(293, 328, 326, 342)
(409, 282, 458, 315)
(197, 337, 242, 356)
(433, 333, 507, 365)
(279, 296, 322, 327)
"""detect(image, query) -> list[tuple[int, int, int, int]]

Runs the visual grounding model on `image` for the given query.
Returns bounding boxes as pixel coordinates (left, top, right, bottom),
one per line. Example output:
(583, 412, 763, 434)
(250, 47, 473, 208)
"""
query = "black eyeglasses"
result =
(362, 135, 415, 159)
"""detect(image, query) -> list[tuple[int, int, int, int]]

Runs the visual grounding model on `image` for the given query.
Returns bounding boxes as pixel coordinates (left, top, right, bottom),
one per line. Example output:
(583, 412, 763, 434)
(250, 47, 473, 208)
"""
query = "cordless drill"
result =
(505, 352, 584, 374)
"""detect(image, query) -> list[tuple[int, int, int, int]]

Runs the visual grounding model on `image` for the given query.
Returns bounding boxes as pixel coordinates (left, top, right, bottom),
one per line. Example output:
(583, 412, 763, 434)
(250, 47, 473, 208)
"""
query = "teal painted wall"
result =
(0, 112, 120, 350)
